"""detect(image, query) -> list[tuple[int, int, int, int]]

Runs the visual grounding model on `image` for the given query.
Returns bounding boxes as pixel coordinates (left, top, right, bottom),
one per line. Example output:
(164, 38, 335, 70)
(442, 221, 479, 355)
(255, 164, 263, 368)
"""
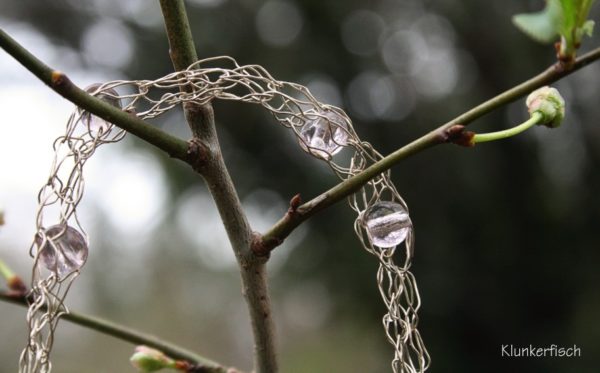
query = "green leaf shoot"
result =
(513, 0, 597, 62)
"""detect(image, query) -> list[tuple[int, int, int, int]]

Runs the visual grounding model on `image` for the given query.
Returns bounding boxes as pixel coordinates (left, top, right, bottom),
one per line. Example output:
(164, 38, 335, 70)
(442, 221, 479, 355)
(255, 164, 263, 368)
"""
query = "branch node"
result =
(175, 360, 224, 373)
(50, 70, 68, 87)
(251, 232, 279, 257)
(554, 41, 575, 71)
(186, 138, 210, 172)
(7, 275, 27, 294)
(444, 124, 475, 147)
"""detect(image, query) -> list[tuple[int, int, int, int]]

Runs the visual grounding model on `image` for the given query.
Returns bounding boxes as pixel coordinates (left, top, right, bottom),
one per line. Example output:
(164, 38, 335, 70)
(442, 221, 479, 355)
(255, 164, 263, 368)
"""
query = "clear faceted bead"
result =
(80, 83, 122, 135)
(299, 109, 349, 158)
(362, 201, 412, 248)
(36, 224, 88, 278)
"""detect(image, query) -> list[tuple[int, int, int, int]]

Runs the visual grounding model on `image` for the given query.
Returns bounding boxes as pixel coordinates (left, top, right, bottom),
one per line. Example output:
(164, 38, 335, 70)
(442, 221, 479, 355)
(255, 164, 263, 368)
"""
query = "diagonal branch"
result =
(254, 46, 600, 255)
(0, 28, 190, 162)
(0, 291, 237, 372)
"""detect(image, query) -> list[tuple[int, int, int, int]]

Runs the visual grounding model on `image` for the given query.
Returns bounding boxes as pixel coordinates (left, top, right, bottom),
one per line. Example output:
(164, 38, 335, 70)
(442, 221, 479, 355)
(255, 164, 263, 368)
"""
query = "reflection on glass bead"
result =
(299, 109, 349, 158)
(37, 224, 88, 278)
(362, 201, 412, 248)
(80, 83, 122, 135)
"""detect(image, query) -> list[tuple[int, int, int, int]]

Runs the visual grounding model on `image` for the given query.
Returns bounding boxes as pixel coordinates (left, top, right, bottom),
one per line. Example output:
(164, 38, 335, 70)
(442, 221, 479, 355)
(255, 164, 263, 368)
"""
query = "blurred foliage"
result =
(1, 0, 600, 372)
(513, 0, 596, 61)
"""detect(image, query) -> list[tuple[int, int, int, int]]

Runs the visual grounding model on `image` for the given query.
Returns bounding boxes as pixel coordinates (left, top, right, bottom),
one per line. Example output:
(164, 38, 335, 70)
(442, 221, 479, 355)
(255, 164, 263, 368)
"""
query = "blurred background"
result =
(1, 0, 599, 372)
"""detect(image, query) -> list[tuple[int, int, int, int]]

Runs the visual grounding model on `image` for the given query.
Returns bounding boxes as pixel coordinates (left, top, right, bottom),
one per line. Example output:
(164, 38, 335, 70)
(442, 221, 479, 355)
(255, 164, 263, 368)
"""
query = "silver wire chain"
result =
(19, 86, 126, 373)
(22, 56, 429, 372)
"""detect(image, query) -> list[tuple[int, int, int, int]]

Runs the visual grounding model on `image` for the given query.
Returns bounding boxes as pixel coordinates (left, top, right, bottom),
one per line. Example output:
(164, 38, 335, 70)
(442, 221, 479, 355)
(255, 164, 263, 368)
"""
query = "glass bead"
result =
(37, 224, 88, 278)
(80, 83, 122, 135)
(362, 201, 412, 248)
(299, 109, 349, 158)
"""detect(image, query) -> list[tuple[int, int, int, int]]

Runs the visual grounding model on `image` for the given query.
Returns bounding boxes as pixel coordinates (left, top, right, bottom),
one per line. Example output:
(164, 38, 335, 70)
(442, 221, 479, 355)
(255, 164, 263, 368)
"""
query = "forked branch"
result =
(4, 24, 599, 260)
(158, 1, 278, 373)
(255, 46, 600, 254)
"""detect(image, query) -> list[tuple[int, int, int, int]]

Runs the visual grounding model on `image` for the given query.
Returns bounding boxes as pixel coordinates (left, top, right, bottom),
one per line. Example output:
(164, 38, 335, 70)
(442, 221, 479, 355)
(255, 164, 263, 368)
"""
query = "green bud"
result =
(526, 86, 565, 128)
(130, 346, 176, 372)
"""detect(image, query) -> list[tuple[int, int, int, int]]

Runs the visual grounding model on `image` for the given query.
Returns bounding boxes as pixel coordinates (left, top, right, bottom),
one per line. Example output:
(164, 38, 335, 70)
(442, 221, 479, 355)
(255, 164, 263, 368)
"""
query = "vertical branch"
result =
(185, 105, 278, 373)
(158, 1, 278, 372)
(159, 0, 198, 71)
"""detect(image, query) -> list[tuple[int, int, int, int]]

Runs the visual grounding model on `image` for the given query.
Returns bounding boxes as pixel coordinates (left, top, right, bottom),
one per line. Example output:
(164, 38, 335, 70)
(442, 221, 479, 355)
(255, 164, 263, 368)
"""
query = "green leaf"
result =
(559, 0, 597, 37)
(581, 19, 595, 36)
(512, 0, 562, 44)
(577, 0, 596, 25)
(558, 0, 578, 43)
(513, 0, 596, 60)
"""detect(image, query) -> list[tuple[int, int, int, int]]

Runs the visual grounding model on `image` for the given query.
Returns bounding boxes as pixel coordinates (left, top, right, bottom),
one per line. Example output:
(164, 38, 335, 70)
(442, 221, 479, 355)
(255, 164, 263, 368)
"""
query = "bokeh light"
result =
(81, 18, 134, 69)
(341, 10, 386, 57)
(255, 0, 303, 48)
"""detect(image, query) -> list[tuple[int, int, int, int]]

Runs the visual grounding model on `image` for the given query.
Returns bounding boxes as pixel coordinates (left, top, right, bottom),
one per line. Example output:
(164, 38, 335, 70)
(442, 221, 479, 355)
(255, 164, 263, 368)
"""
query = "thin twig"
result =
(0, 291, 235, 373)
(158, 2, 279, 373)
(255, 46, 600, 254)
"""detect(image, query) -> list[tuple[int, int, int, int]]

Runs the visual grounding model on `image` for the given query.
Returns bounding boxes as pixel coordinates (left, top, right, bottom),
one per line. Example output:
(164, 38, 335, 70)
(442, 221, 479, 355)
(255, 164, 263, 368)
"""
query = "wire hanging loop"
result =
(20, 56, 429, 372)
(19, 83, 126, 373)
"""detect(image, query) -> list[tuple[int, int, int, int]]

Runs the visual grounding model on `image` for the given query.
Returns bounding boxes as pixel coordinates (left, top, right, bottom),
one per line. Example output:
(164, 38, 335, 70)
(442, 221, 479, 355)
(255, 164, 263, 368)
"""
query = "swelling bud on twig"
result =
(0, 258, 26, 294)
(470, 86, 565, 145)
(130, 346, 177, 372)
(526, 86, 565, 128)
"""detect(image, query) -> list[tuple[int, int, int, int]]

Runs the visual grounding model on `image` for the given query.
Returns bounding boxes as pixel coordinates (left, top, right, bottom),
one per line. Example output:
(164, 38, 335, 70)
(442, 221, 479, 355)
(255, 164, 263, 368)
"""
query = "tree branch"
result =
(255, 46, 600, 255)
(185, 104, 278, 373)
(159, 0, 198, 72)
(158, 2, 278, 373)
(0, 28, 189, 162)
(0, 291, 236, 373)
